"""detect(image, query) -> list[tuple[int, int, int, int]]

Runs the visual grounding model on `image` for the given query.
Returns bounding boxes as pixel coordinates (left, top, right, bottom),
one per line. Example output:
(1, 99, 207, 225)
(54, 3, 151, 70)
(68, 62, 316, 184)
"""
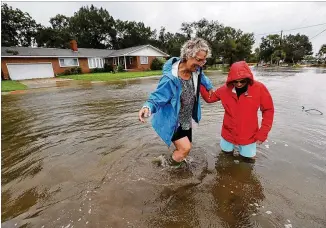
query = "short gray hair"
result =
(180, 38, 212, 60)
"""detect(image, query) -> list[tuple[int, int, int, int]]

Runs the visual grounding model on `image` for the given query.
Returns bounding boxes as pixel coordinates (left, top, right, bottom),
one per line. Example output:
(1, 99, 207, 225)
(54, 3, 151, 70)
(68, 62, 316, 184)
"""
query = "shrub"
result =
(90, 68, 98, 73)
(76, 67, 82, 74)
(151, 57, 165, 70)
(64, 69, 71, 75)
(70, 67, 82, 74)
(90, 68, 106, 73)
(104, 63, 114, 72)
(116, 64, 125, 72)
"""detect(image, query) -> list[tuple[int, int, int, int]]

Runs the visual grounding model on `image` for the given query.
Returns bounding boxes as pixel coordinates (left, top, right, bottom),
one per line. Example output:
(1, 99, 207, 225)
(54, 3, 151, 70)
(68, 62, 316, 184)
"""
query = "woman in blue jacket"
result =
(138, 38, 214, 167)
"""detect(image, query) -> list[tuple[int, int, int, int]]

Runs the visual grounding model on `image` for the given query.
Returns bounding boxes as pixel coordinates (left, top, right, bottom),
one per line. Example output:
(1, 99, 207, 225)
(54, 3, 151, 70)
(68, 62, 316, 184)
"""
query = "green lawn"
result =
(57, 70, 162, 81)
(1, 80, 28, 92)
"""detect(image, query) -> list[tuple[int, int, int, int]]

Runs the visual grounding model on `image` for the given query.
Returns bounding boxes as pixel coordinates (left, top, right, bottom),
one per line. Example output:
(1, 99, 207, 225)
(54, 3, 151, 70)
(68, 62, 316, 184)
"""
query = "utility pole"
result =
(279, 30, 283, 66)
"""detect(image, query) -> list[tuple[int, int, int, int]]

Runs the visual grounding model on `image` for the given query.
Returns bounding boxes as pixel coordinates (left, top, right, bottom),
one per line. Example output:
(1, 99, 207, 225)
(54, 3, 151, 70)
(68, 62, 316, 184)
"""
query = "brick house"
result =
(1, 40, 169, 80)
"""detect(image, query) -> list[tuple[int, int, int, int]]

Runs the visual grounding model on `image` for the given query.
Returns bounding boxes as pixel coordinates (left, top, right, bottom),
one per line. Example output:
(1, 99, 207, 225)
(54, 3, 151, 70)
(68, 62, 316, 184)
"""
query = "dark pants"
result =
(171, 126, 192, 143)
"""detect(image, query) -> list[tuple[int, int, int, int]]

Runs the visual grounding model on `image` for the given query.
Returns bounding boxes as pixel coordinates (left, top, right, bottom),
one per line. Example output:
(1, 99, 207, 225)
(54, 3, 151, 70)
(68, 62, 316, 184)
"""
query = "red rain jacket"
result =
(201, 61, 274, 145)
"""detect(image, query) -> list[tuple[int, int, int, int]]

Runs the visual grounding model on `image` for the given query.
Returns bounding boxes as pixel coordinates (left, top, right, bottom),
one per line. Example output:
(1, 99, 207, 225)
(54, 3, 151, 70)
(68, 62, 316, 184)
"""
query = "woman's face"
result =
(232, 79, 248, 89)
(186, 50, 207, 72)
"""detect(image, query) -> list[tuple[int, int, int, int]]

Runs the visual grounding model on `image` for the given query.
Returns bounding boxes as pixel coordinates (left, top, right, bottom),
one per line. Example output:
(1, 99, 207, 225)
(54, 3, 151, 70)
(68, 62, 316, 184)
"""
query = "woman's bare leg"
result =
(172, 136, 192, 162)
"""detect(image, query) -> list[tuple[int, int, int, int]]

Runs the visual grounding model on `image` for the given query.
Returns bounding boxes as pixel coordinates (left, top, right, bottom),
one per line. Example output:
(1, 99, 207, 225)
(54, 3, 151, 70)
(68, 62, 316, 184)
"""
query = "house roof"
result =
(1, 45, 169, 58)
(1, 46, 115, 57)
(109, 45, 145, 56)
(110, 45, 169, 57)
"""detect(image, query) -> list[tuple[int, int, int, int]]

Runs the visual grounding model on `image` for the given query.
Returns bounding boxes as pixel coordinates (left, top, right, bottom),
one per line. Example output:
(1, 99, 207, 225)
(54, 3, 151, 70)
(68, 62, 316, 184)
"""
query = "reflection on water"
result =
(211, 153, 265, 227)
(1, 187, 50, 221)
(1, 67, 326, 227)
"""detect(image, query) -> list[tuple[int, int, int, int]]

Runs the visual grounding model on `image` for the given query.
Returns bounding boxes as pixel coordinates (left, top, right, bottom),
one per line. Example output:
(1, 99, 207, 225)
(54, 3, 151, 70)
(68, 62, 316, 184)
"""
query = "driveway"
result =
(18, 78, 74, 89)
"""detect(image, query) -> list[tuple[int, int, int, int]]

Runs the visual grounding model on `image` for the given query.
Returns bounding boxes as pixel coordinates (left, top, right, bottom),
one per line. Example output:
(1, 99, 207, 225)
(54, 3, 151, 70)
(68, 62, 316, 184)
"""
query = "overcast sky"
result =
(4, 1, 326, 54)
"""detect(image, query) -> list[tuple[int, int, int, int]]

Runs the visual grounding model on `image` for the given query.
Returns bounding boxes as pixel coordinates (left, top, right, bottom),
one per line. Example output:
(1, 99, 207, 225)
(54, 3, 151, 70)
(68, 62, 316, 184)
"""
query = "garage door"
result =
(7, 63, 55, 80)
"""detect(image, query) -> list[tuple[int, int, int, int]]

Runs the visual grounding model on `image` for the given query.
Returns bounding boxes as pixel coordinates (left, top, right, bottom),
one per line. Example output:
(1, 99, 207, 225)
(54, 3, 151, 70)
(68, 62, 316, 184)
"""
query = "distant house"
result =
(1, 40, 169, 80)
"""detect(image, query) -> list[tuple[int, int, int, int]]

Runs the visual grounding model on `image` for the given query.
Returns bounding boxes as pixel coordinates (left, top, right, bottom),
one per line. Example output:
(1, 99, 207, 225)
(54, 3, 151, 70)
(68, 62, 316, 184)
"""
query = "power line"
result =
(310, 28, 326, 40)
(297, 8, 321, 29)
(255, 22, 326, 36)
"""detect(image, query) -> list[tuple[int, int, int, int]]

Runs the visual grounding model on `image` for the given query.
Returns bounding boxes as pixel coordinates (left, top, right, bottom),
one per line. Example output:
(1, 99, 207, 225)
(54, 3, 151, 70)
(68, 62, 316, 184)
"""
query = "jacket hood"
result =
(162, 57, 180, 80)
(226, 61, 254, 85)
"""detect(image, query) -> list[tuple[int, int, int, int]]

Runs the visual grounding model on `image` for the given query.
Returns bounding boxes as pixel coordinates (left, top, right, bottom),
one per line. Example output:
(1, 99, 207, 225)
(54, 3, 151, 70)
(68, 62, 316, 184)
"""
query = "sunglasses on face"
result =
(233, 79, 247, 84)
(194, 56, 207, 65)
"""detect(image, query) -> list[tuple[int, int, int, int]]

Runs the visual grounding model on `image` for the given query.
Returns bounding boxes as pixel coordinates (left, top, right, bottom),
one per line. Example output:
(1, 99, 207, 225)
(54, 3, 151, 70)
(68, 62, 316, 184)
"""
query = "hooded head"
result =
(226, 61, 254, 88)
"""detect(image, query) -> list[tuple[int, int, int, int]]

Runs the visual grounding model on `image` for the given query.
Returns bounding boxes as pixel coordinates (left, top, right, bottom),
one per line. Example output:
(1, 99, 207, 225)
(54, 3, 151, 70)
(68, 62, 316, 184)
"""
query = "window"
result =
(113, 58, 117, 65)
(140, 56, 148, 64)
(59, 58, 79, 67)
(88, 58, 104, 69)
(129, 57, 133, 65)
(120, 57, 124, 65)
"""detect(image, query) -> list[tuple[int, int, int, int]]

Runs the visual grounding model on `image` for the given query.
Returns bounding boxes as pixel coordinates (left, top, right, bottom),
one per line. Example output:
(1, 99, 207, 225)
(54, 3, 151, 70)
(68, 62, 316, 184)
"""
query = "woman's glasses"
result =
(233, 79, 247, 84)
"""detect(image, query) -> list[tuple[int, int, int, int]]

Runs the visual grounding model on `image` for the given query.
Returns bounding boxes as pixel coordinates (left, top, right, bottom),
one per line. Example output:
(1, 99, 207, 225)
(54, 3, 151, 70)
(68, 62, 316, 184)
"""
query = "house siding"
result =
(135, 56, 156, 71)
(1, 57, 90, 80)
(109, 56, 156, 71)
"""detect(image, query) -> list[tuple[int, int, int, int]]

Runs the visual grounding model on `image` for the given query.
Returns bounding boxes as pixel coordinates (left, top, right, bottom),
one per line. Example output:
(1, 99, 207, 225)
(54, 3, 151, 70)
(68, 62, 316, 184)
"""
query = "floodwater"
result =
(2, 67, 326, 228)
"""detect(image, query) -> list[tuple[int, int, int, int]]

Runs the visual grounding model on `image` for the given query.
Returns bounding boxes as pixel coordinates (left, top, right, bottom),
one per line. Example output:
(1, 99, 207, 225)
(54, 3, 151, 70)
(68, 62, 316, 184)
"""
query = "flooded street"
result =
(2, 68, 326, 228)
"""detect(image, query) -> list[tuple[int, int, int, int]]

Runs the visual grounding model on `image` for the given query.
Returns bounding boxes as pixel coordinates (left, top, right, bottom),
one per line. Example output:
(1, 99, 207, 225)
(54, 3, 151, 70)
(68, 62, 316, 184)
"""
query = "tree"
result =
(303, 55, 317, 64)
(155, 26, 169, 53)
(282, 34, 312, 64)
(1, 3, 40, 47)
(49, 14, 70, 30)
(181, 22, 193, 39)
(190, 18, 224, 65)
(36, 14, 72, 48)
(234, 32, 255, 63)
(155, 26, 175, 53)
(163, 32, 188, 57)
(259, 34, 281, 63)
(69, 5, 116, 49)
(318, 44, 326, 55)
(154, 26, 188, 57)
(259, 33, 312, 64)
(220, 33, 237, 64)
(178, 19, 255, 65)
(317, 44, 326, 63)
(115, 20, 156, 49)
(271, 49, 286, 65)
(158, 26, 166, 48)
(246, 48, 261, 63)
(219, 26, 255, 65)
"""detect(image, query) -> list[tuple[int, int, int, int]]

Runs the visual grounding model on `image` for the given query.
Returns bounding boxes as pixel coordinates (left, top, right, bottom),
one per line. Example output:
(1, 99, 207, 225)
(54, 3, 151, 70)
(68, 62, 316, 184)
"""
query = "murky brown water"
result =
(2, 68, 326, 228)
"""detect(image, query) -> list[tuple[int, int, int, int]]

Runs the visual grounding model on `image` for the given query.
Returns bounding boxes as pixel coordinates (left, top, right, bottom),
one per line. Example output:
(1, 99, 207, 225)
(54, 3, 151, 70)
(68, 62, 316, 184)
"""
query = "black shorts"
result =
(171, 126, 192, 142)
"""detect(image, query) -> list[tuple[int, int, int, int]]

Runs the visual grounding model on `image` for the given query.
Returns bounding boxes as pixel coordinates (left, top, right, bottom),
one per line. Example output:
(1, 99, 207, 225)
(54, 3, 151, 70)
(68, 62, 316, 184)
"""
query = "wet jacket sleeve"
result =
(200, 71, 213, 91)
(200, 84, 221, 103)
(143, 76, 174, 114)
(255, 84, 274, 142)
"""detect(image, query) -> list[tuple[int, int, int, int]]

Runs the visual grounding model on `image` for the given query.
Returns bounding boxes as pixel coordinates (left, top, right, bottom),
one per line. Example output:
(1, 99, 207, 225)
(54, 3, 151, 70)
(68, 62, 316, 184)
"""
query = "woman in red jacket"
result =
(201, 61, 274, 161)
